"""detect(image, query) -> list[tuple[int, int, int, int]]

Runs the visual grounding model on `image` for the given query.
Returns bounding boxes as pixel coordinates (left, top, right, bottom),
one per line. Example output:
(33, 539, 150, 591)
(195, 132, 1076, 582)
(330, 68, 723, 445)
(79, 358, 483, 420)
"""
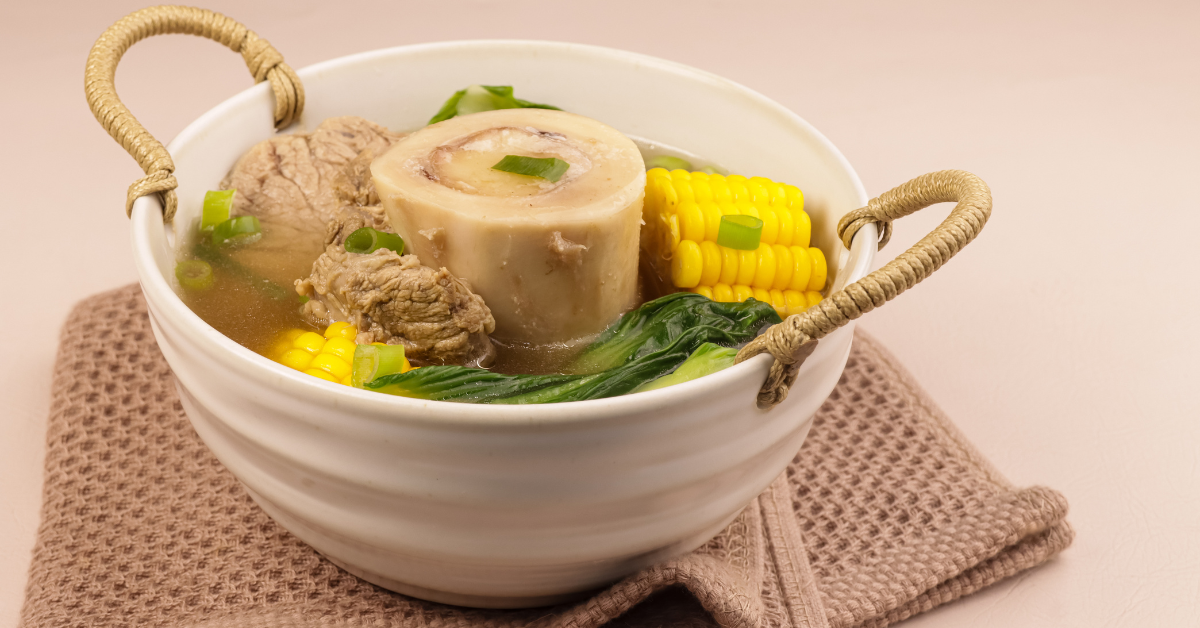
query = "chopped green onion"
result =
(344, 228, 405, 255)
(716, 215, 764, 251)
(352, 344, 410, 388)
(174, 259, 214, 290)
(201, 189, 235, 232)
(211, 215, 262, 247)
(428, 85, 561, 125)
(645, 156, 693, 171)
(699, 165, 730, 176)
(491, 155, 570, 182)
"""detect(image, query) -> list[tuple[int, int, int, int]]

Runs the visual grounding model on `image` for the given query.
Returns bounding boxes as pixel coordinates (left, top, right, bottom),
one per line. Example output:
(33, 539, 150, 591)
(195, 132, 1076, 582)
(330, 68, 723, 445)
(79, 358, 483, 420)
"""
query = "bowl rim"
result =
(131, 38, 874, 427)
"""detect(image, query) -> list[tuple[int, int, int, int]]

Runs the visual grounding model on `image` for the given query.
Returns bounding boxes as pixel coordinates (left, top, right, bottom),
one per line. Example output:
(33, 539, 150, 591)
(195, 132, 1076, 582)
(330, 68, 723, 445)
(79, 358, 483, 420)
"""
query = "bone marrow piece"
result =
(371, 108, 645, 344)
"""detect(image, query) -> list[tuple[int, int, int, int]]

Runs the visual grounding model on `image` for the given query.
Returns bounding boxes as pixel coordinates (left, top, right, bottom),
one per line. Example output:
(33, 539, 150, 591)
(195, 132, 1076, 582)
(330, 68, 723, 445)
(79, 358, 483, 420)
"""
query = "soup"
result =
(173, 86, 826, 402)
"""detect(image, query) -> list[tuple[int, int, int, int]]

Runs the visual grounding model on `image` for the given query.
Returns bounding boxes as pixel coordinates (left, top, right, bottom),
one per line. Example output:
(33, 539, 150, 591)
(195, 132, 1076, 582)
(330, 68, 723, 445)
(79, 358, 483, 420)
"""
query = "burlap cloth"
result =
(20, 285, 1073, 628)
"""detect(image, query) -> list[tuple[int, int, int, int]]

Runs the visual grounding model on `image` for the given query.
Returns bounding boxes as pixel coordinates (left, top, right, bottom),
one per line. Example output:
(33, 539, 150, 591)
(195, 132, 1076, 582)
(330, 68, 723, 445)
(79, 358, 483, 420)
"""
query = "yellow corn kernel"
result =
(736, 249, 757, 286)
(768, 181, 789, 208)
(789, 246, 812, 291)
(733, 284, 754, 302)
(698, 241, 723, 286)
(691, 176, 713, 204)
(752, 243, 776, 289)
(279, 348, 314, 371)
(769, 289, 787, 316)
(785, 290, 807, 316)
(293, 331, 326, 355)
(747, 177, 772, 205)
(776, 202, 795, 247)
(322, 337, 356, 362)
(304, 368, 339, 383)
(784, 184, 804, 210)
(771, 245, 793, 290)
(792, 208, 811, 249)
(806, 291, 823, 307)
(752, 288, 772, 304)
(671, 240, 703, 288)
(712, 283, 734, 302)
(708, 175, 732, 205)
(324, 321, 357, 341)
(663, 212, 681, 253)
(808, 247, 827, 292)
(758, 203, 779, 244)
(726, 175, 748, 202)
(341, 375, 353, 386)
(735, 198, 758, 221)
(700, 201, 722, 242)
(691, 286, 714, 299)
(718, 246, 740, 285)
(284, 329, 305, 342)
(310, 353, 352, 380)
(678, 200, 705, 243)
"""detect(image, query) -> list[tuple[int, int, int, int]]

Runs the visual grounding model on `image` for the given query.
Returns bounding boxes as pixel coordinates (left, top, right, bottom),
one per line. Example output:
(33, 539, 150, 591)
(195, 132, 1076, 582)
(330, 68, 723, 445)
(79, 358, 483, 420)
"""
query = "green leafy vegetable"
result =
(201, 190, 235, 232)
(428, 85, 561, 125)
(344, 227, 405, 255)
(211, 215, 262, 247)
(632, 343, 737, 393)
(174, 259, 214, 290)
(491, 155, 570, 182)
(365, 367, 575, 403)
(352, 344, 410, 388)
(645, 156, 693, 171)
(361, 293, 781, 404)
(569, 292, 780, 374)
(716, 214, 763, 251)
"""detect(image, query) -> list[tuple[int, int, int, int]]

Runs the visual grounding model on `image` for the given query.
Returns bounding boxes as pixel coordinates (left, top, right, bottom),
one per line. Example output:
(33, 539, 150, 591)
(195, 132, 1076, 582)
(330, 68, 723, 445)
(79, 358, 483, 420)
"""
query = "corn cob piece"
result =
(643, 168, 827, 317)
(265, 321, 411, 386)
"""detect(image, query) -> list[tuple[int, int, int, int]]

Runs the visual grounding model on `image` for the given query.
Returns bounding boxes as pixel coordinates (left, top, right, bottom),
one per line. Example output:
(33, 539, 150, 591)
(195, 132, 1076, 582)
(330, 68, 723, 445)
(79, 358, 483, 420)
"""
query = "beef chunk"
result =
(220, 116, 403, 241)
(296, 247, 497, 367)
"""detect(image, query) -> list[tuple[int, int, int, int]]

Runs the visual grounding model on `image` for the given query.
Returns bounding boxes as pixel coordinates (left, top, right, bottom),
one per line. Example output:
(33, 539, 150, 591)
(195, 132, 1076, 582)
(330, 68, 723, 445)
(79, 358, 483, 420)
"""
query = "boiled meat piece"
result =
(296, 246, 496, 367)
(221, 116, 404, 241)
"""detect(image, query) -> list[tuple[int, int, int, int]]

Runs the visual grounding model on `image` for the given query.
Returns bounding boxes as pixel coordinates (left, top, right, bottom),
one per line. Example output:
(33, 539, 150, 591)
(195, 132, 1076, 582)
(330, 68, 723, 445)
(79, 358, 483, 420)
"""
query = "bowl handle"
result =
(84, 5, 305, 222)
(736, 169, 992, 409)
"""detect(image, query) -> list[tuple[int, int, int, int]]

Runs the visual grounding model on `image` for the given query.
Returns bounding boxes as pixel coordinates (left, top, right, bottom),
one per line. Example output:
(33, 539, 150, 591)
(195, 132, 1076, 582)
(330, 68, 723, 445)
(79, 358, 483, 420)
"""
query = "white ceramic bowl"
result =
(130, 40, 876, 608)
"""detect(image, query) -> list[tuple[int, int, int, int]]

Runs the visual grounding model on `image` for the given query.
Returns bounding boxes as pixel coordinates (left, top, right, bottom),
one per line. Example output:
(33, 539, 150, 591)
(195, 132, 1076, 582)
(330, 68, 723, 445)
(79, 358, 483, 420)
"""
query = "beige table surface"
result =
(3, 0, 1197, 626)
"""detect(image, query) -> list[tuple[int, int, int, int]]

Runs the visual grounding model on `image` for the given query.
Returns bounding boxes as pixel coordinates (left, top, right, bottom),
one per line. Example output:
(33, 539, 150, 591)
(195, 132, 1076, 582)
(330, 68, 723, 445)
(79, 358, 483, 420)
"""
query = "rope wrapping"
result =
(84, 5, 304, 221)
(737, 170, 992, 409)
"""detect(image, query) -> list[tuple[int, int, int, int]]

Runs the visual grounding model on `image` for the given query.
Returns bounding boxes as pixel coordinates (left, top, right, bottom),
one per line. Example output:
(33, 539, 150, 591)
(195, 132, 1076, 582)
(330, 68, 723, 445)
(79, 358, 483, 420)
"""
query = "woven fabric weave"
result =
(20, 285, 1072, 628)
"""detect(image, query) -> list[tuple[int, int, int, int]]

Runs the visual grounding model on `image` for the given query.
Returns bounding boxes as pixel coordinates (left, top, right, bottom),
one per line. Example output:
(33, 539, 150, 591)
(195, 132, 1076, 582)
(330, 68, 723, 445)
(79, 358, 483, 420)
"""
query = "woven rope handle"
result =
(736, 169, 992, 409)
(84, 5, 305, 222)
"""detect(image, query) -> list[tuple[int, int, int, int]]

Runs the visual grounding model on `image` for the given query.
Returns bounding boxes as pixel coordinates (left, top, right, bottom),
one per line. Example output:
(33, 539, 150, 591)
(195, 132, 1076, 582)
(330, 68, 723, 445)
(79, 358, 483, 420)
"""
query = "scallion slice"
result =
(716, 215, 764, 251)
(352, 344, 410, 388)
(211, 215, 262, 247)
(201, 190, 235, 232)
(645, 156, 693, 171)
(175, 259, 214, 290)
(491, 155, 570, 182)
(343, 228, 405, 255)
(428, 85, 561, 125)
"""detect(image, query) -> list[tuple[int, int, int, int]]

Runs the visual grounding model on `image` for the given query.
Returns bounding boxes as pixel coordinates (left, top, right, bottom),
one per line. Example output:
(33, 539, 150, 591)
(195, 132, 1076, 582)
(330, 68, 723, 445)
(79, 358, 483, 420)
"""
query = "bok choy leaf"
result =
(361, 293, 781, 404)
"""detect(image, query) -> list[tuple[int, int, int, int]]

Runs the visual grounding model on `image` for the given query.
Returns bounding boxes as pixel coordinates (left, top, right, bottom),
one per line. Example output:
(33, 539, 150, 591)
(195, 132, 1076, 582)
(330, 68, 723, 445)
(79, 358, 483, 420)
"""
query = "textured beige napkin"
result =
(20, 285, 1073, 628)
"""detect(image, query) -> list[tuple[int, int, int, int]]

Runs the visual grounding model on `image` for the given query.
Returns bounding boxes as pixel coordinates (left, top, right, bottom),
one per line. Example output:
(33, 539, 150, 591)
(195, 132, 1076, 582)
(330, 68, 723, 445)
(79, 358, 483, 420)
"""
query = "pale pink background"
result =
(2, 0, 1198, 625)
